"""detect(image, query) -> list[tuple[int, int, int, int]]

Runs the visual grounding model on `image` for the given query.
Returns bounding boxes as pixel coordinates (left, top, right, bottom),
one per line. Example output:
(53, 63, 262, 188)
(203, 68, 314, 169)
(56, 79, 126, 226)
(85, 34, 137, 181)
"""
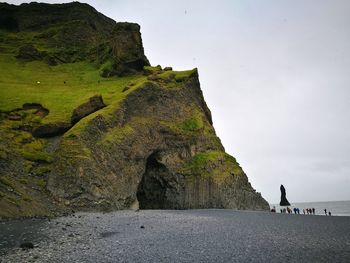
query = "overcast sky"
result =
(8, 0, 350, 203)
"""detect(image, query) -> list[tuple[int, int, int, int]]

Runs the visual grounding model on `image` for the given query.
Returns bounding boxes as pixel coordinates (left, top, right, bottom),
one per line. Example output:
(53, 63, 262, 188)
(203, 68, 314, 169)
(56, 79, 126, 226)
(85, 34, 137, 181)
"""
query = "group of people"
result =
(324, 209, 332, 216)
(270, 206, 332, 216)
(303, 208, 315, 214)
(277, 207, 301, 214)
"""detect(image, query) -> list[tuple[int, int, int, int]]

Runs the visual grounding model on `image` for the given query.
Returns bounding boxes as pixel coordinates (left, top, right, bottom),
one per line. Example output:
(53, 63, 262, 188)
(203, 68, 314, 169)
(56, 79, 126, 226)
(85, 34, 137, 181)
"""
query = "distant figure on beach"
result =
(279, 184, 291, 206)
(312, 208, 315, 215)
(271, 206, 276, 212)
(324, 209, 327, 215)
(328, 211, 331, 216)
(303, 209, 305, 214)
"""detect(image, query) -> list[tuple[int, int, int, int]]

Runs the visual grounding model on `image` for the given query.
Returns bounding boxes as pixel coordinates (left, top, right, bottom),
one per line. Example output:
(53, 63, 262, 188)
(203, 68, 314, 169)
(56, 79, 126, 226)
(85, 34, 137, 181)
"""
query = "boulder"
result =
(16, 45, 44, 61)
(20, 242, 34, 249)
(32, 122, 71, 138)
(23, 103, 49, 117)
(71, 95, 106, 125)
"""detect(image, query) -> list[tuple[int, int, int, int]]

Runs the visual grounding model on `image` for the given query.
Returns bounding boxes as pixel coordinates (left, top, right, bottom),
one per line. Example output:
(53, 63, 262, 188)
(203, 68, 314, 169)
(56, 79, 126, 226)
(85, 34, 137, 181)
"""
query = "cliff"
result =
(0, 2, 269, 218)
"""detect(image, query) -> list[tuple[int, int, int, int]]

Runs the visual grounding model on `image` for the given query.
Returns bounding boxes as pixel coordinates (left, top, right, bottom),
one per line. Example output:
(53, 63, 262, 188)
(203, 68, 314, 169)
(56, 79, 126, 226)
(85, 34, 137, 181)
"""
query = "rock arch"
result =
(136, 151, 173, 209)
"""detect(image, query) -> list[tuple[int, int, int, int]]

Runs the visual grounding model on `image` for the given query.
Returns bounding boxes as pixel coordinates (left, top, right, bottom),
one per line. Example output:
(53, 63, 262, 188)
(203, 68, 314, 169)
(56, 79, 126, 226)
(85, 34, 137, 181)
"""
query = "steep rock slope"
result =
(0, 2, 149, 75)
(0, 2, 269, 218)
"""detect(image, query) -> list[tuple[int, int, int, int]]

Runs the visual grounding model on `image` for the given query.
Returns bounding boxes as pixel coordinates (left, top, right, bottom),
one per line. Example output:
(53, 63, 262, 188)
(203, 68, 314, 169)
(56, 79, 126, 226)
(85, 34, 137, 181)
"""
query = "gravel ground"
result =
(1, 209, 349, 263)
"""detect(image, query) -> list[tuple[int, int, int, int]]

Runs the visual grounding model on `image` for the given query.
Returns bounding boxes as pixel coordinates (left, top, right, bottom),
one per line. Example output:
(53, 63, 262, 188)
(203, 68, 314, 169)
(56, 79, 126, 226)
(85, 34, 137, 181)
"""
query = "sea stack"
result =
(279, 184, 291, 206)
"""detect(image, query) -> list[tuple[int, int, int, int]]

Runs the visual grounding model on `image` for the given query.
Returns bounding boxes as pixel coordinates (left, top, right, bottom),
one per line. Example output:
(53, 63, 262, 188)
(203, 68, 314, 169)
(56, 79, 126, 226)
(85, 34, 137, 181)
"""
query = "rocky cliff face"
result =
(48, 71, 268, 211)
(0, 2, 269, 218)
(0, 2, 149, 75)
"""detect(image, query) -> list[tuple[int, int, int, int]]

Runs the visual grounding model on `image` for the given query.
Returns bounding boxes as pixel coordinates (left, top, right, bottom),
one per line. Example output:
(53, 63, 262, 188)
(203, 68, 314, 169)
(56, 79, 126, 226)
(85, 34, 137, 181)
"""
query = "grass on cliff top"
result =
(0, 51, 197, 125)
(0, 53, 148, 123)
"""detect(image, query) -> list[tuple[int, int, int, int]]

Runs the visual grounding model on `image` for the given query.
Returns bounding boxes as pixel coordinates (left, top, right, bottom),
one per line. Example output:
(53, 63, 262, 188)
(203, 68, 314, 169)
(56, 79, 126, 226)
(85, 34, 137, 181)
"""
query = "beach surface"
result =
(1, 210, 349, 263)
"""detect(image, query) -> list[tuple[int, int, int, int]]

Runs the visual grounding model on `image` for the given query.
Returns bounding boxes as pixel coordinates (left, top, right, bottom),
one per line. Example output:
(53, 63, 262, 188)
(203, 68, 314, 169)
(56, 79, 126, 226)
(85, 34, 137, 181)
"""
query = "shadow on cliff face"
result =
(137, 152, 172, 209)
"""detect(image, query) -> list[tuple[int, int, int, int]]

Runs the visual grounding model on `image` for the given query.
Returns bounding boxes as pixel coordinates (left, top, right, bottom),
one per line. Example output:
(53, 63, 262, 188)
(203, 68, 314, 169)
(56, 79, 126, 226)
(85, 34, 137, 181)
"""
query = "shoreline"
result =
(269, 200, 350, 216)
(1, 209, 350, 262)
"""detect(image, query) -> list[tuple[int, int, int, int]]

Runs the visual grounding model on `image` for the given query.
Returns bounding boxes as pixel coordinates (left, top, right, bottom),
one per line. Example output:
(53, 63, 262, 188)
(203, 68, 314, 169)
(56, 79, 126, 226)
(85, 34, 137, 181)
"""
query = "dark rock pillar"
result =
(280, 184, 291, 206)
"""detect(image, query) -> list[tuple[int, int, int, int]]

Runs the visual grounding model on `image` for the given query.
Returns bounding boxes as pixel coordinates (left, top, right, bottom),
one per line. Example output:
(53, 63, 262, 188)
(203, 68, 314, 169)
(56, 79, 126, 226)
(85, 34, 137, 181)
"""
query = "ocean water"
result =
(270, 200, 350, 216)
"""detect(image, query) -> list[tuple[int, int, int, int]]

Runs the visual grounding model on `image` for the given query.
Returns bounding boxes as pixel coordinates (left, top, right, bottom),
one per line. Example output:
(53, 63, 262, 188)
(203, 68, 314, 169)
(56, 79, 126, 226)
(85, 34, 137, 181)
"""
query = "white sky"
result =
(8, 0, 350, 203)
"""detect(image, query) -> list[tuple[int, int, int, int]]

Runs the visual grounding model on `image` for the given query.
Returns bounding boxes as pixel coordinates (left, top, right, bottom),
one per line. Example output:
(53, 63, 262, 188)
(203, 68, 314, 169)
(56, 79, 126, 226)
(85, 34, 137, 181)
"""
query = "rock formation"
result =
(0, 2, 149, 75)
(0, 2, 269, 218)
(279, 184, 291, 206)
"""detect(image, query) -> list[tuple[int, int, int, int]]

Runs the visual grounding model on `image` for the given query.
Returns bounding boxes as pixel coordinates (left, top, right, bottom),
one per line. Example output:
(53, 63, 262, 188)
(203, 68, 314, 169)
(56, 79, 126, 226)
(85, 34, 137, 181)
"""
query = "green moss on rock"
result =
(21, 150, 53, 163)
(100, 125, 134, 145)
(181, 110, 204, 132)
(32, 166, 51, 176)
(0, 176, 16, 189)
(37, 179, 47, 189)
(182, 150, 244, 184)
(0, 149, 7, 160)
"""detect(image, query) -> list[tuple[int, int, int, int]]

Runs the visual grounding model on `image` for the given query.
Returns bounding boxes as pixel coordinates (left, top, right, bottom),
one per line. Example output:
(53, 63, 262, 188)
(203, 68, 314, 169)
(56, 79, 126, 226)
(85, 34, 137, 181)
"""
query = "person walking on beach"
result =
(324, 209, 327, 215)
(328, 211, 332, 216)
(312, 208, 315, 215)
(303, 209, 305, 214)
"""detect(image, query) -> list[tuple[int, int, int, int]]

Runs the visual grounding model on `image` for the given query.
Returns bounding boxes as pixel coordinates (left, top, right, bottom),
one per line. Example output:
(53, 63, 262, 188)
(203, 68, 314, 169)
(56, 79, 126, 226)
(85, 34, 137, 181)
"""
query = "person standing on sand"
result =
(328, 211, 332, 216)
(303, 209, 305, 214)
(324, 209, 327, 215)
(312, 208, 315, 215)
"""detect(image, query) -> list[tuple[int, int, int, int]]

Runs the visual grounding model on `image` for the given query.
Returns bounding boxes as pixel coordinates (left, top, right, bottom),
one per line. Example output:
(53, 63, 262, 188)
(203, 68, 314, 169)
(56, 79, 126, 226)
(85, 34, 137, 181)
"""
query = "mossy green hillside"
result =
(0, 46, 199, 205)
(0, 48, 197, 125)
(0, 116, 52, 162)
(95, 106, 216, 150)
(0, 42, 201, 172)
(182, 150, 244, 184)
(0, 53, 147, 123)
(181, 108, 204, 132)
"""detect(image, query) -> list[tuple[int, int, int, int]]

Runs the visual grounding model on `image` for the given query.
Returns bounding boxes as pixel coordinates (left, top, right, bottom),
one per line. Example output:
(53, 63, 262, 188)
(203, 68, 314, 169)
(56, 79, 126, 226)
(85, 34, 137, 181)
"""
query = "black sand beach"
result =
(1, 210, 349, 263)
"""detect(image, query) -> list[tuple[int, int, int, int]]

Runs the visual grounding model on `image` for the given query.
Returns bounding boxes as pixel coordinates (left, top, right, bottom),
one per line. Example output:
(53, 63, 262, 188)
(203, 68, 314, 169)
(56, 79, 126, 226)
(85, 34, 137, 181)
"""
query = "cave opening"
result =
(137, 152, 170, 209)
